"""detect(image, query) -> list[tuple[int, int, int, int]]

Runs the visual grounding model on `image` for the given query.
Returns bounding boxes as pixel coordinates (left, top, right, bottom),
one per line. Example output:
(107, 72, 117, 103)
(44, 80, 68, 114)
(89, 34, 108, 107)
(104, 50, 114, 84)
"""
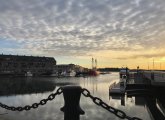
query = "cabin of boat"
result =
(119, 67, 129, 78)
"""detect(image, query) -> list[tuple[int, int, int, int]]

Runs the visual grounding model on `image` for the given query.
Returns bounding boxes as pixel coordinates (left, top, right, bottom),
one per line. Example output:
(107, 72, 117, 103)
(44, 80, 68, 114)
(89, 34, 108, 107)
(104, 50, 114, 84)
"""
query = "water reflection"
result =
(0, 73, 154, 120)
(110, 88, 165, 120)
(0, 77, 56, 96)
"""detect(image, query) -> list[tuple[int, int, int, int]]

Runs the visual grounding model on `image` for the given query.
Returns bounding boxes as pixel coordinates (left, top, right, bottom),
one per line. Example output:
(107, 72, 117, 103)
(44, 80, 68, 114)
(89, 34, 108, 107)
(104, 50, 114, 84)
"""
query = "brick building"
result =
(0, 54, 56, 76)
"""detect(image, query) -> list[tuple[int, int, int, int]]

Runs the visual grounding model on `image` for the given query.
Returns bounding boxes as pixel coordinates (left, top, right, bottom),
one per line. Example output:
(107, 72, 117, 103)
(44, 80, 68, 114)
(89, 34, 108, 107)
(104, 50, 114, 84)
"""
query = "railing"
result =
(142, 70, 165, 83)
(0, 85, 142, 120)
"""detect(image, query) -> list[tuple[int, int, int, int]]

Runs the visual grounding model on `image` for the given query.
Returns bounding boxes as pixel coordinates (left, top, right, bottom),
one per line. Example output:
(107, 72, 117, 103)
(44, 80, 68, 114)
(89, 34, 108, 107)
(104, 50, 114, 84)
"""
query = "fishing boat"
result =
(88, 70, 99, 76)
(88, 58, 100, 76)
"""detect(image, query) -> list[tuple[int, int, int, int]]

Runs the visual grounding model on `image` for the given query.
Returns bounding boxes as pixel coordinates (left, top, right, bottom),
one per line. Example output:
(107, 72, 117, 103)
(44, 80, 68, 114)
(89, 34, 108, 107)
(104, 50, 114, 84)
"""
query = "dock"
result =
(109, 70, 165, 120)
(109, 71, 165, 96)
(109, 80, 126, 95)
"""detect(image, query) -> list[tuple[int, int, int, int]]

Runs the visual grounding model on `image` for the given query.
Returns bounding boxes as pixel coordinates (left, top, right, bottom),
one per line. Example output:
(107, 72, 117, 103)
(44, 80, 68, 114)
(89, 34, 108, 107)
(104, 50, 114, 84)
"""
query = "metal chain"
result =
(0, 86, 142, 120)
(0, 87, 63, 111)
(81, 88, 142, 120)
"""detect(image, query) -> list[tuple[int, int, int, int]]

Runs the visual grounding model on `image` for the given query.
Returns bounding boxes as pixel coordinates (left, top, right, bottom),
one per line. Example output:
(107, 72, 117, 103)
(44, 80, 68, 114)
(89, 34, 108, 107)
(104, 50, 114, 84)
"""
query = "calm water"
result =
(0, 72, 151, 120)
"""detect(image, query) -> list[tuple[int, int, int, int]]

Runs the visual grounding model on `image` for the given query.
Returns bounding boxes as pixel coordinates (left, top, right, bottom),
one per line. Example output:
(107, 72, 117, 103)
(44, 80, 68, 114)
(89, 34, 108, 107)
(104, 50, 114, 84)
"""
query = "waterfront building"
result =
(54, 64, 88, 74)
(0, 54, 56, 76)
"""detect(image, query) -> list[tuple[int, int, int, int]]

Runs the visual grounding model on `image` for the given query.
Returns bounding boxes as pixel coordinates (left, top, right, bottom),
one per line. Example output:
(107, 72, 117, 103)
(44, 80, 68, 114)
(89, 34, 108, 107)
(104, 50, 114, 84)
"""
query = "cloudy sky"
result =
(0, 0, 165, 69)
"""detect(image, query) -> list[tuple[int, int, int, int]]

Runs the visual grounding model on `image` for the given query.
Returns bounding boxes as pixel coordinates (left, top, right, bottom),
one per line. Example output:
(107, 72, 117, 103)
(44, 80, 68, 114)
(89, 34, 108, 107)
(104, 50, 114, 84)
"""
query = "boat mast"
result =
(92, 58, 94, 70)
(95, 59, 97, 70)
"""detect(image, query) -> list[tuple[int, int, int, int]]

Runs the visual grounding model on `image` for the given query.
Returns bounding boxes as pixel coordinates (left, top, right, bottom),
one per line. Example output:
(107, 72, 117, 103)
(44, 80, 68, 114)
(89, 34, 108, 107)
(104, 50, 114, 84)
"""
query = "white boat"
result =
(25, 71, 33, 77)
(62, 70, 76, 77)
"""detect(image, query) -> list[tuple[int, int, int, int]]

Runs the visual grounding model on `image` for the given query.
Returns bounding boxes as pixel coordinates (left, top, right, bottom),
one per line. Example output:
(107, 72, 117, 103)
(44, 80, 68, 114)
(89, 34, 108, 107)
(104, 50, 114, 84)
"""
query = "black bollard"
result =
(61, 86, 85, 120)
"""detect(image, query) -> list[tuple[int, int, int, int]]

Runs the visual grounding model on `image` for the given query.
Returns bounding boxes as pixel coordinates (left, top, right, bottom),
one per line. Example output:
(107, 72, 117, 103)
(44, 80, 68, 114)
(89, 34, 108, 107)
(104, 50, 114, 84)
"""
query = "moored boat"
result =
(88, 70, 100, 76)
(119, 67, 129, 78)
(25, 71, 33, 77)
(61, 70, 76, 77)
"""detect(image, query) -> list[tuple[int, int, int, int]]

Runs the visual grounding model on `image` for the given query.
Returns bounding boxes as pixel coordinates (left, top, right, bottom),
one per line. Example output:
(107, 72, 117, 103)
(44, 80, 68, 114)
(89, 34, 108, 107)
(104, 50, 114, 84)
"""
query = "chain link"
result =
(0, 87, 63, 111)
(0, 86, 142, 120)
(82, 88, 142, 120)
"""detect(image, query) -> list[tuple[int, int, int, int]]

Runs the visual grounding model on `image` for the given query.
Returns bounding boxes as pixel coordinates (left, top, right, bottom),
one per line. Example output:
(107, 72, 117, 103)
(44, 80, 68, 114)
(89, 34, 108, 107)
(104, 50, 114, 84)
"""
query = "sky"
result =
(0, 0, 165, 69)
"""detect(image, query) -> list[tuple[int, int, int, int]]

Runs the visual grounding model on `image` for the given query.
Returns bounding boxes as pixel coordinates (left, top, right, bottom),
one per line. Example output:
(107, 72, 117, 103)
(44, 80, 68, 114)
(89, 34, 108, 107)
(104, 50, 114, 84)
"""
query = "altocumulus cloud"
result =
(0, 0, 165, 57)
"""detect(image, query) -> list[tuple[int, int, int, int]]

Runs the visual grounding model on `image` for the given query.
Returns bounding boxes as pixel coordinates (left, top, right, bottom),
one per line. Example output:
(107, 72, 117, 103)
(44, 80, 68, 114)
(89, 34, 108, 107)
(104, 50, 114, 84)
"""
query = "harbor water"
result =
(0, 72, 151, 120)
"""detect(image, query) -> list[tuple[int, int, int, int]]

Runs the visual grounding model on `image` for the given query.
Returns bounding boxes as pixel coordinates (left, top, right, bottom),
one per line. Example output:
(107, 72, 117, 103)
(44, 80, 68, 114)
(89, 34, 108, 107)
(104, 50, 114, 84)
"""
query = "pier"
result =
(109, 70, 165, 95)
(109, 70, 165, 120)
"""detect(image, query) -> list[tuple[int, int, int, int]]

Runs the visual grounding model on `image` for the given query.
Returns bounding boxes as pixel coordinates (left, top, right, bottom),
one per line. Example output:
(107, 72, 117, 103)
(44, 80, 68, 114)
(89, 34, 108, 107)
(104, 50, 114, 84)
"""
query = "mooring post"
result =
(61, 86, 85, 120)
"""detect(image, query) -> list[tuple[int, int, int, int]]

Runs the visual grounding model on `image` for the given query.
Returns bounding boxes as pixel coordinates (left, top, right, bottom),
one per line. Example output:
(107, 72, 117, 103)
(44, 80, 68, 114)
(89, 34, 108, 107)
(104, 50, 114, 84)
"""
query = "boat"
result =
(66, 70, 76, 77)
(61, 70, 76, 77)
(25, 71, 33, 77)
(88, 70, 100, 76)
(88, 58, 100, 76)
(119, 67, 129, 78)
